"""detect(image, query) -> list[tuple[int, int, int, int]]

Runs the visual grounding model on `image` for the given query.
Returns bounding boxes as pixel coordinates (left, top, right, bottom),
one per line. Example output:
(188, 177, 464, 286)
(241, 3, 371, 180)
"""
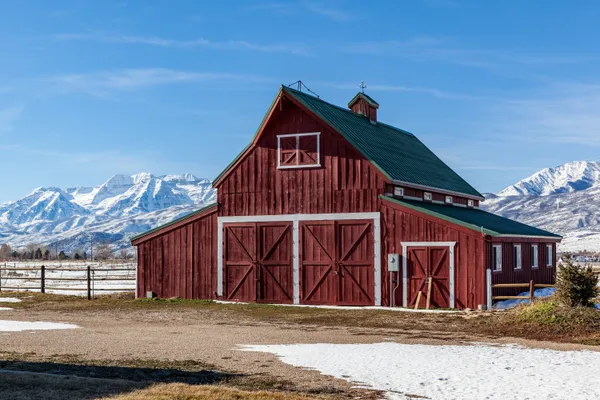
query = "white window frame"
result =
(277, 132, 321, 169)
(467, 199, 474, 207)
(445, 195, 453, 204)
(531, 244, 539, 269)
(513, 244, 522, 270)
(424, 192, 432, 201)
(394, 187, 404, 197)
(546, 244, 553, 267)
(492, 244, 502, 272)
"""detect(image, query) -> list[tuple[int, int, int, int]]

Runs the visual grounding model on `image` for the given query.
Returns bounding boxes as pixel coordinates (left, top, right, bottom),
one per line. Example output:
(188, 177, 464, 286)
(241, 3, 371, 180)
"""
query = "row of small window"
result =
(492, 244, 553, 272)
(394, 187, 475, 207)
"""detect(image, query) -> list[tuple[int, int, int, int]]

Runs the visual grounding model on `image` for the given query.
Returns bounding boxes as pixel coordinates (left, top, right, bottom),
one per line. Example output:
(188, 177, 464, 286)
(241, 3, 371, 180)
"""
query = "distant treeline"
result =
(0, 243, 133, 261)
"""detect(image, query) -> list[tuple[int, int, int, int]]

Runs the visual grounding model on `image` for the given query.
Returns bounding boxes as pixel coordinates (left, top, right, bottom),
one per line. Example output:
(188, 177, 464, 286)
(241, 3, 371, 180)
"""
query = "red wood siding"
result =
(488, 241, 556, 297)
(216, 99, 388, 216)
(136, 209, 217, 299)
(380, 198, 487, 309)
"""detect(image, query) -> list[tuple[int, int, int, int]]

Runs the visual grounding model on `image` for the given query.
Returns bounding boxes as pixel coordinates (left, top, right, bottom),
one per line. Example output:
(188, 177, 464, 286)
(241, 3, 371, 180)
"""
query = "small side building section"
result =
(132, 204, 218, 299)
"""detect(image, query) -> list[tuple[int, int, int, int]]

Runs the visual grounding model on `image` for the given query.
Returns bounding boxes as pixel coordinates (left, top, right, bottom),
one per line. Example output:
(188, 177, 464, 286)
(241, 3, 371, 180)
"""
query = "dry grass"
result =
(3, 291, 600, 345)
(104, 383, 328, 400)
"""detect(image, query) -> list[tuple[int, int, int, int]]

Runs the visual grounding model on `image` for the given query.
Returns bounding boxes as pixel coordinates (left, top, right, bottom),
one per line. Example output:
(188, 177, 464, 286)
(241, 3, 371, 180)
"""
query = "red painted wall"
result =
(380, 198, 487, 309)
(136, 208, 218, 299)
(215, 97, 388, 216)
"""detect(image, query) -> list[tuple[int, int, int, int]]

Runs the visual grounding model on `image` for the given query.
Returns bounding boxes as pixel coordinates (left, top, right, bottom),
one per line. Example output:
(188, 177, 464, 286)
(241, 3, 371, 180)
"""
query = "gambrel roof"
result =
(214, 86, 484, 200)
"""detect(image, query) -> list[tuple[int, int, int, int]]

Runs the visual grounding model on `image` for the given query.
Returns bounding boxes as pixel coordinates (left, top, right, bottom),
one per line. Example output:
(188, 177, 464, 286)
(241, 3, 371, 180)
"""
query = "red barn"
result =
(132, 86, 561, 309)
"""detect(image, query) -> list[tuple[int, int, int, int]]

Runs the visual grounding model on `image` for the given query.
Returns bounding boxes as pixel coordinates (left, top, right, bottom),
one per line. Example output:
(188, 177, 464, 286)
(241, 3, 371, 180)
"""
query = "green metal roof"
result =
(130, 203, 217, 244)
(214, 85, 484, 199)
(381, 195, 561, 238)
(283, 87, 483, 199)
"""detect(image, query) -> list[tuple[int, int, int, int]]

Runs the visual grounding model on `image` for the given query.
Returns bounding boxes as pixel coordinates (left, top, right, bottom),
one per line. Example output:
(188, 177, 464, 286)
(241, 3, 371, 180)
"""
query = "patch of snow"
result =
(0, 298, 22, 303)
(0, 320, 78, 332)
(0, 308, 12, 311)
(494, 287, 556, 310)
(241, 342, 600, 400)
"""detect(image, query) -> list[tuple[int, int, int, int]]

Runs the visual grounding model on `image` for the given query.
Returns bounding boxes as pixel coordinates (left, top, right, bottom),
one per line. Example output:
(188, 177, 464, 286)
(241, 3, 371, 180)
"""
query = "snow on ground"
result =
(494, 287, 556, 309)
(0, 320, 79, 332)
(0, 298, 22, 303)
(0, 308, 12, 311)
(241, 342, 600, 400)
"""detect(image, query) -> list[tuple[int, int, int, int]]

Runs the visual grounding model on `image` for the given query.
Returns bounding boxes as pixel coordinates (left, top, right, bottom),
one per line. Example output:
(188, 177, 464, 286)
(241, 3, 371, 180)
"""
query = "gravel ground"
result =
(0, 300, 599, 399)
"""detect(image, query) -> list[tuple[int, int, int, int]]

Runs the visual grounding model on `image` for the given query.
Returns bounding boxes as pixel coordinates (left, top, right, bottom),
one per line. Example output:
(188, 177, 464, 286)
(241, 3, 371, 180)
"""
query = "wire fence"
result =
(0, 262, 136, 299)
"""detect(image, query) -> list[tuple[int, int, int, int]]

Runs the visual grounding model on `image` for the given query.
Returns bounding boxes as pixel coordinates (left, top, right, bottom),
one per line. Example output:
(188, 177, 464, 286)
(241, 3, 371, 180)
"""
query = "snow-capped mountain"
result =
(0, 173, 216, 252)
(498, 161, 600, 197)
(483, 161, 600, 252)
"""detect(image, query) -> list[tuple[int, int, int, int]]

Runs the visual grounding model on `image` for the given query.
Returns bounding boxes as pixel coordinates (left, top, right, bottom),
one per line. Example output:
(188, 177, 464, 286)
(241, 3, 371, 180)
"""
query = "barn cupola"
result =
(348, 81, 379, 123)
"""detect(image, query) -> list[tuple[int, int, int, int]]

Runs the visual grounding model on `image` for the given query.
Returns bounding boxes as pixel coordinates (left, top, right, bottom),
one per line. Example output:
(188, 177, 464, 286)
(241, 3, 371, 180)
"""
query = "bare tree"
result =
(94, 244, 113, 261)
(118, 248, 133, 260)
(0, 244, 11, 261)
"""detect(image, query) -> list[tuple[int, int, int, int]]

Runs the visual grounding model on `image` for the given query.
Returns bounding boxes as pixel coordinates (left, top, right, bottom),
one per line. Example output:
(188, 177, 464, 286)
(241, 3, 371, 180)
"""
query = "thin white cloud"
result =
(245, 1, 357, 21)
(50, 68, 272, 95)
(340, 37, 596, 68)
(324, 82, 480, 101)
(485, 83, 600, 146)
(54, 32, 309, 56)
(0, 106, 24, 134)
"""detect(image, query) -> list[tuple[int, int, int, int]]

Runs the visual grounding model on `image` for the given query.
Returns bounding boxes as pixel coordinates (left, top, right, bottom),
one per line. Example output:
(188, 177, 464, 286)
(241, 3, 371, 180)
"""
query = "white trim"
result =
(403, 195, 422, 201)
(492, 244, 502, 272)
(217, 212, 381, 306)
(391, 179, 484, 201)
(292, 220, 300, 304)
(486, 268, 492, 310)
(531, 244, 539, 269)
(453, 203, 467, 208)
(445, 196, 453, 204)
(432, 200, 445, 205)
(277, 132, 321, 169)
(401, 241, 456, 309)
(513, 244, 522, 270)
(546, 244, 553, 267)
(494, 234, 561, 240)
(424, 192, 432, 201)
(217, 221, 224, 296)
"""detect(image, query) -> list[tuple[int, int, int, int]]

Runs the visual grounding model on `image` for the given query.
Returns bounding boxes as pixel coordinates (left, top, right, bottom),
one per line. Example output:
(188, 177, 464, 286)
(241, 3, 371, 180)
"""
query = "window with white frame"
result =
(277, 132, 320, 169)
(394, 187, 404, 197)
(546, 244, 553, 267)
(467, 199, 474, 207)
(445, 196, 453, 204)
(492, 244, 502, 272)
(424, 192, 432, 201)
(513, 244, 522, 270)
(532, 244, 539, 269)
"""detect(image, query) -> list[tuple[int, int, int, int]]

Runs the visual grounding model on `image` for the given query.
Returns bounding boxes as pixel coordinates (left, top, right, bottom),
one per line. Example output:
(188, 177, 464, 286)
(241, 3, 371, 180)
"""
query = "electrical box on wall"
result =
(387, 253, 400, 272)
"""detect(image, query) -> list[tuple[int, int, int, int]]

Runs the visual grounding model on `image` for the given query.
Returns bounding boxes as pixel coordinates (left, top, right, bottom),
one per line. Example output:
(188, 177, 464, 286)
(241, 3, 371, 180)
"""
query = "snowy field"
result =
(0, 261, 135, 295)
(242, 342, 600, 400)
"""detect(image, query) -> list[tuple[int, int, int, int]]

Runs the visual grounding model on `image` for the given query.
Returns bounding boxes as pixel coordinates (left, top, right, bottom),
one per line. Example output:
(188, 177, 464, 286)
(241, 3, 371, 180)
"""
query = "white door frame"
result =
(218, 212, 381, 305)
(401, 241, 456, 309)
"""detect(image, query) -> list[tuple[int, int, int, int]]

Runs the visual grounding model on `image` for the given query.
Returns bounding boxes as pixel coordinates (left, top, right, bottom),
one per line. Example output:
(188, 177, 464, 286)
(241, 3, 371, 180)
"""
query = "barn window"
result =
(445, 196, 453, 204)
(492, 244, 502, 272)
(532, 245, 539, 269)
(546, 244, 553, 267)
(277, 132, 320, 169)
(513, 244, 522, 270)
(424, 192, 432, 201)
(467, 199, 474, 207)
(394, 187, 404, 197)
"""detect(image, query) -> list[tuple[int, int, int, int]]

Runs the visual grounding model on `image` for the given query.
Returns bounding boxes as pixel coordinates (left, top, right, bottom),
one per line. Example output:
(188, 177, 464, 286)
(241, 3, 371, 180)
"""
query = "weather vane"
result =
(360, 80, 366, 93)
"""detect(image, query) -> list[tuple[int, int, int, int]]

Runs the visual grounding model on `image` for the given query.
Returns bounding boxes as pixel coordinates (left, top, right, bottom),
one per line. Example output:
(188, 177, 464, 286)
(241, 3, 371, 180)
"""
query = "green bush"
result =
(555, 255, 599, 307)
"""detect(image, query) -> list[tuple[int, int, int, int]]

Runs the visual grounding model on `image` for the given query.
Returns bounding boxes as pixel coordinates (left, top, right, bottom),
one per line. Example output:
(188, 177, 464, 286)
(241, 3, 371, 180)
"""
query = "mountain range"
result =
(1, 161, 598, 254)
(483, 160, 600, 253)
(0, 173, 216, 253)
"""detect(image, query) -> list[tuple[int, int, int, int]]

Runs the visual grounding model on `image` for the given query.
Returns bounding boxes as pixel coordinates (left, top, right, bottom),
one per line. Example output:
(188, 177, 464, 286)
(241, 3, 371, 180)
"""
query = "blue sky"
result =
(2, 0, 600, 202)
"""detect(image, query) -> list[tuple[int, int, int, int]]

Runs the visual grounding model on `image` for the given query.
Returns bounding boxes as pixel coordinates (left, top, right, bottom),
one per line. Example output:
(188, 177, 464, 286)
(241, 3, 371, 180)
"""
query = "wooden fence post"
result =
(87, 265, 92, 300)
(529, 280, 534, 304)
(486, 269, 492, 310)
(40, 265, 45, 294)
